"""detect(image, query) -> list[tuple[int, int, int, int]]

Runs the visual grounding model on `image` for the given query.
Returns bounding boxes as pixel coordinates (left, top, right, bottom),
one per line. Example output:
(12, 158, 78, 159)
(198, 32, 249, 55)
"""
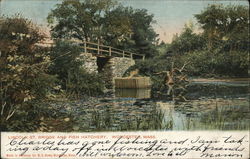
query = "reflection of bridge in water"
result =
(115, 88, 151, 99)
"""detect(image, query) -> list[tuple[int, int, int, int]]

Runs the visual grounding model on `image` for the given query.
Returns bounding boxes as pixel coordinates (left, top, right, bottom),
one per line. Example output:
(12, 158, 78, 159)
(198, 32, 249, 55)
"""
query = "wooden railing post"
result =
(84, 41, 87, 53)
(142, 55, 145, 60)
(97, 39, 100, 54)
(130, 53, 133, 59)
(122, 51, 125, 58)
(109, 46, 112, 56)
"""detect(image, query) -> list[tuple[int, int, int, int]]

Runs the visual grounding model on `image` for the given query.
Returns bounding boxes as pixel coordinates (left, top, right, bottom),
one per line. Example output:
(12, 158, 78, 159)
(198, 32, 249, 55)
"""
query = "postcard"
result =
(0, 0, 249, 158)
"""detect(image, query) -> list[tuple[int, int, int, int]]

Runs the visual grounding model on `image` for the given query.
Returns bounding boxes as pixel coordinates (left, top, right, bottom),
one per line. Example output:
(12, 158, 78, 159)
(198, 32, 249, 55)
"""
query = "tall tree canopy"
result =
(195, 4, 249, 51)
(103, 6, 158, 57)
(47, 0, 117, 42)
(167, 22, 205, 55)
(47, 0, 158, 57)
(160, 4, 249, 77)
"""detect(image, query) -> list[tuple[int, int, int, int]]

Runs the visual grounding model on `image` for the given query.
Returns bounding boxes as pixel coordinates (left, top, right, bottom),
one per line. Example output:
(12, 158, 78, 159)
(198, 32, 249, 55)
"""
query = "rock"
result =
(64, 118, 70, 122)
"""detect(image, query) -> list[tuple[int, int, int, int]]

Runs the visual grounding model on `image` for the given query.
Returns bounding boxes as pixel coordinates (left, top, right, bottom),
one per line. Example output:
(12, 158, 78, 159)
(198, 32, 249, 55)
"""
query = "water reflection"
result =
(115, 88, 151, 99)
(186, 81, 248, 99)
(51, 80, 249, 131)
(70, 99, 165, 131)
(158, 98, 249, 130)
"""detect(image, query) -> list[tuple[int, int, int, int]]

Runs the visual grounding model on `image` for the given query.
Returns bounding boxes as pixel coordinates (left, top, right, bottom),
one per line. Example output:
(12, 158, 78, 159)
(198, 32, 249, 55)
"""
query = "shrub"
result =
(49, 41, 104, 98)
(125, 57, 171, 77)
(0, 16, 56, 130)
(180, 49, 248, 77)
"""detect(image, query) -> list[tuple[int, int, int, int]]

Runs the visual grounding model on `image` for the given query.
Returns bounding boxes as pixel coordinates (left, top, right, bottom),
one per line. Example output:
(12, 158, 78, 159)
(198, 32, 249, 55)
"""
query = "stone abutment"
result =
(80, 53, 135, 88)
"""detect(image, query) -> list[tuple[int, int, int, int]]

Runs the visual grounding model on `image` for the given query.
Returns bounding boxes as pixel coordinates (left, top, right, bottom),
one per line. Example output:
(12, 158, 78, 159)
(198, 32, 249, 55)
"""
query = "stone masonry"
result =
(80, 53, 98, 73)
(80, 53, 135, 88)
(101, 57, 135, 88)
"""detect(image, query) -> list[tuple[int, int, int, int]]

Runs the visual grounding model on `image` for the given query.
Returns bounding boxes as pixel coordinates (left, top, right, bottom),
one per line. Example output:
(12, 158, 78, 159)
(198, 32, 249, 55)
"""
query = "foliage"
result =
(48, 0, 158, 58)
(66, 70, 105, 97)
(167, 22, 206, 55)
(0, 16, 56, 130)
(192, 4, 249, 76)
(159, 4, 249, 77)
(47, 0, 117, 42)
(102, 6, 159, 57)
(180, 49, 248, 77)
(126, 58, 171, 77)
(195, 4, 249, 50)
(49, 40, 104, 97)
(100, 5, 133, 47)
(49, 41, 83, 83)
(156, 41, 170, 56)
(122, 7, 158, 57)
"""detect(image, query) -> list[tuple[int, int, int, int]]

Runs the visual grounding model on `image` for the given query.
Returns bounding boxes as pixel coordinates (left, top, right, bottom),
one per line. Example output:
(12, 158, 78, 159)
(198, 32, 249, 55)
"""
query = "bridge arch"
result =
(81, 53, 135, 88)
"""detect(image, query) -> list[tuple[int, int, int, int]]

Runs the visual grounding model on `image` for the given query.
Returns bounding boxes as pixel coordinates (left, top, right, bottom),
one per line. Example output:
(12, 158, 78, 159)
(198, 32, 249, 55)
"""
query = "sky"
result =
(0, 0, 248, 43)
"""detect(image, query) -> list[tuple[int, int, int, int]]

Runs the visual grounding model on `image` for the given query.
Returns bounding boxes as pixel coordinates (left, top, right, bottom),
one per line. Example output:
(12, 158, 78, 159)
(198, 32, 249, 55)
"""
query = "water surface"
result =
(46, 80, 249, 131)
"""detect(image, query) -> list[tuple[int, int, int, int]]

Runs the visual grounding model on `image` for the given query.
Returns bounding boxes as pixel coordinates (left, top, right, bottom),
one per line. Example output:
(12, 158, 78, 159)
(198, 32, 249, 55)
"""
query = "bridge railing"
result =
(36, 40, 145, 60)
(81, 41, 145, 60)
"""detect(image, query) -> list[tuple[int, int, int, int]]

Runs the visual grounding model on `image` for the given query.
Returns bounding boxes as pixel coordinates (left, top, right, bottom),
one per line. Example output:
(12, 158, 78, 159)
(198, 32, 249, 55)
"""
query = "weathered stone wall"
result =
(110, 57, 135, 77)
(80, 53, 98, 73)
(79, 53, 135, 88)
(102, 57, 135, 88)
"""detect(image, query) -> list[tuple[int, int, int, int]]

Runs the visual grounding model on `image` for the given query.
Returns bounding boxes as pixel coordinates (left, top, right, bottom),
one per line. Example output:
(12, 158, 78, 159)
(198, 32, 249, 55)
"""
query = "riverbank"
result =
(190, 78, 250, 83)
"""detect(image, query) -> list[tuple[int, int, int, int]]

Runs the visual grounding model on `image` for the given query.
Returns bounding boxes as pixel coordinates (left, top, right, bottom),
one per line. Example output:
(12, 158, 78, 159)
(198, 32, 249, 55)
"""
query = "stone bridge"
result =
(39, 41, 145, 88)
(78, 41, 145, 88)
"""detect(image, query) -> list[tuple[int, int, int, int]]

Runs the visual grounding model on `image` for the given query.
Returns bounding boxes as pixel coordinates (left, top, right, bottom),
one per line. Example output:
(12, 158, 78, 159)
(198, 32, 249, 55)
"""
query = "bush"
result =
(49, 41, 104, 98)
(0, 16, 56, 130)
(125, 57, 171, 77)
(66, 70, 104, 97)
(180, 49, 248, 77)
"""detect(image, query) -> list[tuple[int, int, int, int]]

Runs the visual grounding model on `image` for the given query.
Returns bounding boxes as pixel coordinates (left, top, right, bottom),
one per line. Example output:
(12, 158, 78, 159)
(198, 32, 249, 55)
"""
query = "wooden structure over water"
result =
(114, 77, 151, 89)
(38, 40, 145, 60)
(80, 41, 145, 60)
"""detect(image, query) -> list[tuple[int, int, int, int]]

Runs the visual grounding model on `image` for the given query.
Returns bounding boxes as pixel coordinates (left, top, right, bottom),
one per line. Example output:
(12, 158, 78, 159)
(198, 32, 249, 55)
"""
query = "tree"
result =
(103, 6, 158, 57)
(195, 4, 249, 51)
(47, 0, 117, 42)
(167, 22, 205, 55)
(48, 0, 158, 57)
(194, 4, 249, 76)
(102, 6, 133, 47)
(129, 8, 159, 57)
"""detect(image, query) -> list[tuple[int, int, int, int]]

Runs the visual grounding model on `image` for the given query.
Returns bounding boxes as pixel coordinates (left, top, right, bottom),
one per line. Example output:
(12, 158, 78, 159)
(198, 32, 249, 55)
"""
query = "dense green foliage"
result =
(47, 0, 117, 41)
(105, 6, 158, 57)
(134, 4, 249, 78)
(49, 41, 104, 97)
(167, 23, 206, 55)
(0, 16, 56, 130)
(189, 4, 248, 76)
(195, 4, 249, 51)
(47, 0, 158, 57)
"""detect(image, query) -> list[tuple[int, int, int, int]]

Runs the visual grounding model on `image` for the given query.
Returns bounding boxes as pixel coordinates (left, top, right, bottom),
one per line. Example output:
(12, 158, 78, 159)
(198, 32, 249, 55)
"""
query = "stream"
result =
(46, 79, 249, 131)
